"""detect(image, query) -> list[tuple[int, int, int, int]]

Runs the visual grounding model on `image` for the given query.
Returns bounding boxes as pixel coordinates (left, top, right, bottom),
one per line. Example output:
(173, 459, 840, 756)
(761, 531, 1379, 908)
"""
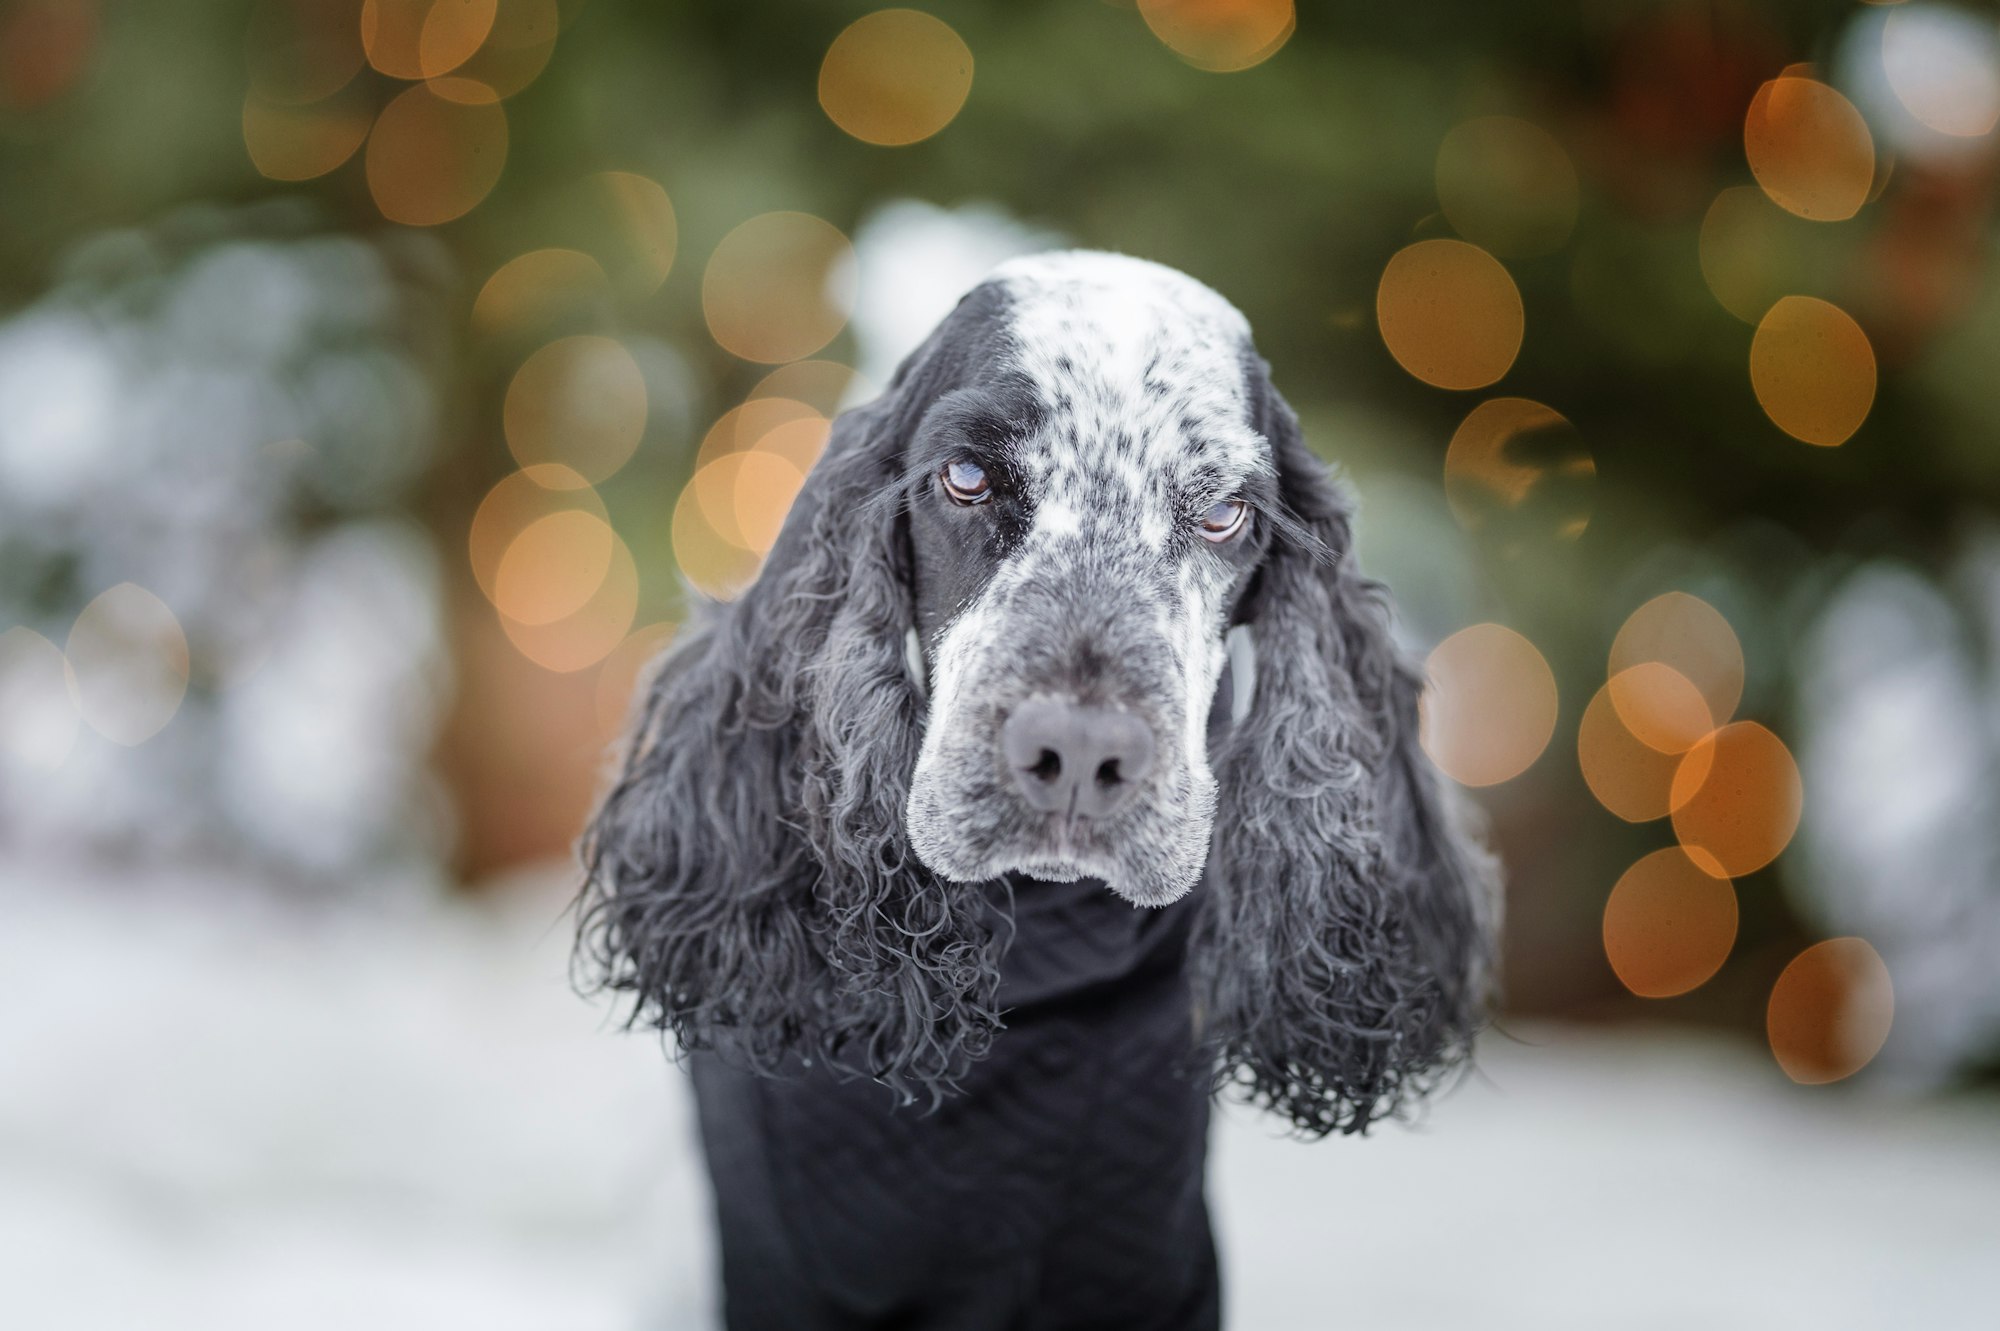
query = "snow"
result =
(4, 858, 1995, 1330)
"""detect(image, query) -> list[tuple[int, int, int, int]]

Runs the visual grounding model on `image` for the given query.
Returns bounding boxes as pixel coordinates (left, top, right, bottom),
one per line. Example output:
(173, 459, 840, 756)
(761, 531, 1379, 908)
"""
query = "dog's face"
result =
(903, 254, 1276, 906)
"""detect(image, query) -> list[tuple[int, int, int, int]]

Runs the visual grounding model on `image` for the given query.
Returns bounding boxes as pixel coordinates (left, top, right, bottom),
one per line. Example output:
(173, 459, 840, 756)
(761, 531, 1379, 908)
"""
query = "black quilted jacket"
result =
(690, 873, 1219, 1330)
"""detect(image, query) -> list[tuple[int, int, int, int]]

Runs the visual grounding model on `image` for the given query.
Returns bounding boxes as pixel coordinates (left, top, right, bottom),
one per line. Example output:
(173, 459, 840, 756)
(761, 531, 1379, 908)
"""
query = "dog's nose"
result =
(1000, 699, 1156, 819)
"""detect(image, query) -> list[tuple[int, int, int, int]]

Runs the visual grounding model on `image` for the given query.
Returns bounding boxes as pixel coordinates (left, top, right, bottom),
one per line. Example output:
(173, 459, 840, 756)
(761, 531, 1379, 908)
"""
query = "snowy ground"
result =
(3, 858, 1996, 1331)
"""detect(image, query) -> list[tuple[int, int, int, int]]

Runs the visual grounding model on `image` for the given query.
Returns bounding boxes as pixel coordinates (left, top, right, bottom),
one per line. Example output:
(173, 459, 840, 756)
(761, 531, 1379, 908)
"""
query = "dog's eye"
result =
(1198, 498, 1249, 543)
(941, 460, 991, 505)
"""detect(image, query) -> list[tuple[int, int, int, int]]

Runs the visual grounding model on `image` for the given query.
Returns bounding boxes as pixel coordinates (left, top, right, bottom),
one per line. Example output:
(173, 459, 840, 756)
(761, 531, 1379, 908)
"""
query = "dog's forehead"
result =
(989, 252, 1266, 497)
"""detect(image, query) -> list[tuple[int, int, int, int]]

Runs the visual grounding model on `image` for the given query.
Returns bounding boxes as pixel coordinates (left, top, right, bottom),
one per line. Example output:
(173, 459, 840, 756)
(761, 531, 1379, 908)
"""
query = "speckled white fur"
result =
(906, 253, 1274, 905)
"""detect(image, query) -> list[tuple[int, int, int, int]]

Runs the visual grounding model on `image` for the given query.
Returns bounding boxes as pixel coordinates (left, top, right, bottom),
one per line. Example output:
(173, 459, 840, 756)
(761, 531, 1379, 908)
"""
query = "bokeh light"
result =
(1743, 76, 1874, 222)
(1606, 661, 1714, 755)
(818, 9, 974, 147)
(749, 359, 866, 415)
(1578, 668, 1712, 824)
(590, 171, 677, 293)
(1376, 239, 1524, 391)
(1749, 295, 1876, 447)
(0, 0, 100, 110)
(702, 212, 857, 364)
(246, 0, 365, 107)
(361, 0, 497, 80)
(1609, 592, 1744, 730)
(471, 248, 609, 337)
(694, 397, 830, 472)
(1419, 623, 1559, 787)
(1670, 720, 1803, 878)
(671, 482, 765, 602)
(1603, 847, 1739, 998)
(1137, 0, 1295, 73)
(498, 525, 638, 673)
(1881, 5, 2000, 139)
(1435, 116, 1580, 258)
(1698, 185, 1796, 323)
(693, 452, 808, 554)
(1442, 397, 1593, 547)
(453, 0, 559, 98)
(365, 79, 508, 226)
(64, 583, 189, 747)
(493, 508, 615, 626)
(683, 398, 826, 566)
(242, 86, 373, 182)
(503, 335, 648, 483)
(0, 626, 78, 772)
(467, 463, 606, 605)
(1767, 937, 1895, 1084)
(593, 621, 674, 742)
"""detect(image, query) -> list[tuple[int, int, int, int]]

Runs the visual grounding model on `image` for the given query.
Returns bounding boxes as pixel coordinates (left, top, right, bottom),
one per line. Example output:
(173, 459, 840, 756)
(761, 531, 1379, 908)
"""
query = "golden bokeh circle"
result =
(1670, 720, 1803, 879)
(1609, 592, 1744, 730)
(1606, 661, 1714, 755)
(1418, 622, 1559, 787)
(242, 87, 373, 182)
(1749, 295, 1876, 448)
(693, 451, 809, 555)
(503, 335, 648, 483)
(1443, 397, 1593, 546)
(696, 397, 827, 470)
(750, 360, 866, 415)
(365, 79, 508, 227)
(1744, 76, 1874, 222)
(1435, 116, 1580, 258)
(1578, 668, 1714, 824)
(1767, 938, 1894, 1085)
(1603, 847, 1739, 999)
(471, 248, 609, 336)
(454, 0, 559, 99)
(493, 508, 616, 627)
(702, 212, 857, 364)
(1137, 0, 1295, 73)
(468, 464, 606, 605)
(591, 171, 678, 292)
(673, 481, 766, 602)
(361, 0, 498, 80)
(65, 583, 190, 747)
(818, 9, 974, 147)
(499, 526, 638, 673)
(1377, 239, 1524, 391)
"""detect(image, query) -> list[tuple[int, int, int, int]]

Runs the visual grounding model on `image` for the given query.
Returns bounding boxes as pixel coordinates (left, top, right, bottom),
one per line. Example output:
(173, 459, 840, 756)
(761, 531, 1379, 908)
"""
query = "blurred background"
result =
(3, 1, 1999, 1327)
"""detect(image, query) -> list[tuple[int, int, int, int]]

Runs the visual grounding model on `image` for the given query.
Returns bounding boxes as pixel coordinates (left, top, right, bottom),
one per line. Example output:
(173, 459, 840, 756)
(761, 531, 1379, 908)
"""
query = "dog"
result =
(576, 252, 1498, 1329)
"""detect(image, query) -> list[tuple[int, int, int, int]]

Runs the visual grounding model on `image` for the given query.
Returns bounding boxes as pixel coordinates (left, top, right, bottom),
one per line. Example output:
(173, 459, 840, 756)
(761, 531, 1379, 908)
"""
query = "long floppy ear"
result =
(575, 291, 1011, 1098)
(1193, 358, 1501, 1137)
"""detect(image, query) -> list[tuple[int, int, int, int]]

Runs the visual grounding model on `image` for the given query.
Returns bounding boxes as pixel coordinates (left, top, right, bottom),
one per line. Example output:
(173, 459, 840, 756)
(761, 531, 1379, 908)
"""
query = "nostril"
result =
(1095, 758, 1122, 789)
(1029, 749, 1062, 784)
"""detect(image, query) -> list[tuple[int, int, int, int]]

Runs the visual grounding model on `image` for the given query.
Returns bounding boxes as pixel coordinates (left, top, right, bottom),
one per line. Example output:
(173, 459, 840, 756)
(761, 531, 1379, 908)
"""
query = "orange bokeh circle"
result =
(1377, 239, 1524, 391)
(1603, 847, 1739, 998)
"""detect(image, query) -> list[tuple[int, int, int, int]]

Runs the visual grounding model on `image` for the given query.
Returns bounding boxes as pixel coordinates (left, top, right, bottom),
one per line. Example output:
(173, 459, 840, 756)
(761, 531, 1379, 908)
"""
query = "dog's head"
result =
(579, 251, 1497, 1134)
(904, 255, 1275, 905)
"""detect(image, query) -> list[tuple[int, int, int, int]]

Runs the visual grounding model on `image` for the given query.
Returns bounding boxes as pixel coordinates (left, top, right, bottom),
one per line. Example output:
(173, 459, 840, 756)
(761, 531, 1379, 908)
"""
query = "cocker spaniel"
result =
(577, 252, 1498, 1330)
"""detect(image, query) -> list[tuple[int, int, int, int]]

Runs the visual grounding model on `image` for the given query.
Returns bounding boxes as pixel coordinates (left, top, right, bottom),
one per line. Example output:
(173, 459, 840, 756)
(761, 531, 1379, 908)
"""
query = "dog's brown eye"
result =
(941, 460, 991, 505)
(1198, 498, 1248, 543)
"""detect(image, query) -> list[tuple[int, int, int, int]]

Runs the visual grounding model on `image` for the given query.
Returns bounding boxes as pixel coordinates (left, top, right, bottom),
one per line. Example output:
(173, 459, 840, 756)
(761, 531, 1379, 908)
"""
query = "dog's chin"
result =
(908, 835, 1208, 909)
(906, 760, 1215, 908)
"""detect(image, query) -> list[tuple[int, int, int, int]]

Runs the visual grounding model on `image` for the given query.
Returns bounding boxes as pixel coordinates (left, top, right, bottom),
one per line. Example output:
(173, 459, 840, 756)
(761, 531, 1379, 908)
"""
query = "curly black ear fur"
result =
(1193, 357, 1500, 1137)
(575, 291, 1013, 1100)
